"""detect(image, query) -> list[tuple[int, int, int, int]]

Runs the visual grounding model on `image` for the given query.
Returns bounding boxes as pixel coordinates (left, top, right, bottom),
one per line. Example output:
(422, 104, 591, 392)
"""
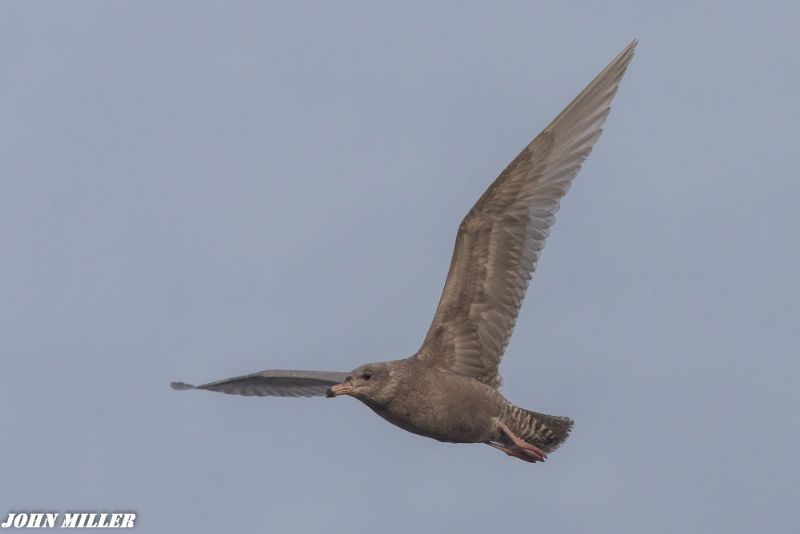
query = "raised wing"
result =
(171, 369, 349, 398)
(418, 41, 636, 387)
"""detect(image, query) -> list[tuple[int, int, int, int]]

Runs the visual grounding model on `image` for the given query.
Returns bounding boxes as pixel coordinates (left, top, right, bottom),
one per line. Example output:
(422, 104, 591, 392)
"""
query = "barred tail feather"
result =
(503, 404, 574, 454)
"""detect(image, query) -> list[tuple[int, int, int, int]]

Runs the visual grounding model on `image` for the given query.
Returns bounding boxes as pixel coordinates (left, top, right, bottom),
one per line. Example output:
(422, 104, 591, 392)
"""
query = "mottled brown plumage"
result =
(172, 41, 636, 463)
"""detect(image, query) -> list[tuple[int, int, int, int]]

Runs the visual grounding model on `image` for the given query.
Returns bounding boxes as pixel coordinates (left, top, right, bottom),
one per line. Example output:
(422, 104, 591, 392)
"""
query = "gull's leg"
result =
(494, 421, 547, 462)
(487, 441, 540, 463)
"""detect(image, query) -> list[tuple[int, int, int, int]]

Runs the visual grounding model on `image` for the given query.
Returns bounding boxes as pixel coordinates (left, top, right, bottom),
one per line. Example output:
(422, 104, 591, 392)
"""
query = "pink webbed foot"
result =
(487, 421, 548, 463)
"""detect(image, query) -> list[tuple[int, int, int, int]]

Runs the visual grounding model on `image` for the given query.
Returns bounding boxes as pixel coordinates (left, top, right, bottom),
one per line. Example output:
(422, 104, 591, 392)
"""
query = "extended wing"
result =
(418, 41, 636, 387)
(171, 369, 349, 398)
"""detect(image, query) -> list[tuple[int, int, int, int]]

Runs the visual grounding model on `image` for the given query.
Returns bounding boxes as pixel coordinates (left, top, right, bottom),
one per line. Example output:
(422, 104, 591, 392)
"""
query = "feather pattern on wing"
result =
(417, 41, 637, 388)
(171, 370, 350, 398)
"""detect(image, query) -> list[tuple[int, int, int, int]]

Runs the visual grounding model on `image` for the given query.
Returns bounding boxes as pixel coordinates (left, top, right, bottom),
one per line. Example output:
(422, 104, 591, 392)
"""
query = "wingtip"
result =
(620, 39, 638, 60)
(170, 381, 196, 391)
(608, 39, 638, 76)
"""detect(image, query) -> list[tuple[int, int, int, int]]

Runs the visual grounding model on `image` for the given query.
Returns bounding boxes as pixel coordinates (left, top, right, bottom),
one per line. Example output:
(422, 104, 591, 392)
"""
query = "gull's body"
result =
(173, 42, 636, 463)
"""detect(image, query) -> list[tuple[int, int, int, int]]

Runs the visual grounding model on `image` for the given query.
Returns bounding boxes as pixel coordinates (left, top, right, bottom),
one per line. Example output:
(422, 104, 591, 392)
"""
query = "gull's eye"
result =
(362, 372, 372, 381)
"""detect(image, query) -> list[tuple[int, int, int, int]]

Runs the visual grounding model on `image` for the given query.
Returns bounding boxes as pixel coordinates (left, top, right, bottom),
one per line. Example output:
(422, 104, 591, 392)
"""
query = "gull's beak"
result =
(326, 381, 354, 398)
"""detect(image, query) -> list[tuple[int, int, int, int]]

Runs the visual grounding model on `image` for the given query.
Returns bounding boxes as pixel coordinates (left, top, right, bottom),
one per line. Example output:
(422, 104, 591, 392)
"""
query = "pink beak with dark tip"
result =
(326, 379, 354, 398)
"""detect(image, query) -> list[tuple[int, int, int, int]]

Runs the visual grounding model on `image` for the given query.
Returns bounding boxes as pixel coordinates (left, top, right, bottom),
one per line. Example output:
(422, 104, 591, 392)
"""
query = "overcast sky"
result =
(2, 2, 798, 532)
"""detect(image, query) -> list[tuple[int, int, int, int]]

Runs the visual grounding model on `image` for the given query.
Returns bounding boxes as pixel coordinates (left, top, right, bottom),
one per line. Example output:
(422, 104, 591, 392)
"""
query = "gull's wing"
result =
(417, 41, 636, 388)
(171, 370, 349, 398)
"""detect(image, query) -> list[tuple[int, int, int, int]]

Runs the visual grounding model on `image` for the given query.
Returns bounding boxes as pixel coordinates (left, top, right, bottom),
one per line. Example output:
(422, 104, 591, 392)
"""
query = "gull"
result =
(172, 41, 636, 463)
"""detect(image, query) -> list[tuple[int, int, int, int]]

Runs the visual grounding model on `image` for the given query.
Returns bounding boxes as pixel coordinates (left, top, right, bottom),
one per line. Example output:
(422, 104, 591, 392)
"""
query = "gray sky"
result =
(2, 1, 798, 532)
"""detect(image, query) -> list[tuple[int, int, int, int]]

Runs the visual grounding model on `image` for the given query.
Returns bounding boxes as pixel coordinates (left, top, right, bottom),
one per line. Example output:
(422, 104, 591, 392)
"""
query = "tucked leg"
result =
(490, 421, 547, 463)
(487, 441, 540, 463)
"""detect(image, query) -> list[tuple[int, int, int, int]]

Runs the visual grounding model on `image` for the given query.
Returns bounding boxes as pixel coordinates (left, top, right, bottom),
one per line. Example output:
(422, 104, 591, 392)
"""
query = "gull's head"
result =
(326, 362, 393, 403)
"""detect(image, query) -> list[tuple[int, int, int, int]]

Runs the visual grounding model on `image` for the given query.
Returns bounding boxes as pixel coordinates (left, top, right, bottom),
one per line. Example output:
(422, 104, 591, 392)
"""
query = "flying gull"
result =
(173, 41, 636, 463)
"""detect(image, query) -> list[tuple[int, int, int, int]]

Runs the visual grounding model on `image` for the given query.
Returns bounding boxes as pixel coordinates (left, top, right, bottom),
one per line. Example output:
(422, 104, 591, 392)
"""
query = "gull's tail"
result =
(501, 404, 574, 454)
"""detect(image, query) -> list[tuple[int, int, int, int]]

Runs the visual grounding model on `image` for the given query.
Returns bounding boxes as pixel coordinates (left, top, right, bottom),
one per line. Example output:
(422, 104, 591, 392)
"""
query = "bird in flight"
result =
(173, 41, 636, 463)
